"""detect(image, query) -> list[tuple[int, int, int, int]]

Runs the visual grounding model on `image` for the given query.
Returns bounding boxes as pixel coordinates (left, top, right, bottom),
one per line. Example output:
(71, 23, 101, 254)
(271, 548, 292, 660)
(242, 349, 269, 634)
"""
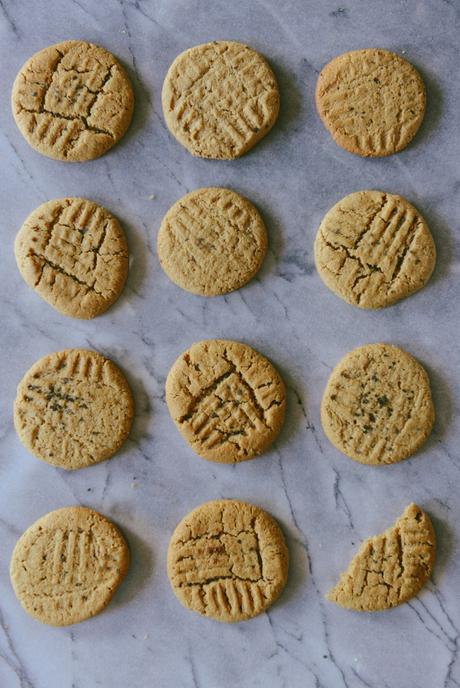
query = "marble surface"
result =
(0, 1, 459, 687)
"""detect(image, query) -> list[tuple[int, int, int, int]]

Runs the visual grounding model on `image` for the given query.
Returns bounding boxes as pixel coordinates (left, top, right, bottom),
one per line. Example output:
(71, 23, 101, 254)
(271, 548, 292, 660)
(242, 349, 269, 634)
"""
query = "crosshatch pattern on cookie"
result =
(16, 198, 129, 319)
(166, 340, 286, 463)
(162, 41, 279, 159)
(315, 191, 435, 308)
(327, 503, 435, 611)
(12, 40, 134, 161)
(168, 500, 288, 622)
(157, 187, 267, 296)
(316, 49, 426, 157)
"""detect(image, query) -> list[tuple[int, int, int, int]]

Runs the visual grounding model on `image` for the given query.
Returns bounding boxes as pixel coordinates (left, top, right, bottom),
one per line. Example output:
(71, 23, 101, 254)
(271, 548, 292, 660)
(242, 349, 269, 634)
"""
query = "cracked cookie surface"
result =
(327, 503, 435, 611)
(168, 500, 288, 622)
(321, 344, 434, 465)
(10, 506, 129, 626)
(162, 41, 279, 159)
(315, 49, 425, 157)
(15, 197, 129, 319)
(12, 40, 134, 161)
(314, 190, 435, 309)
(157, 187, 267, 296)
(166, 340, 286, 463)
(14, 349, 134, 470)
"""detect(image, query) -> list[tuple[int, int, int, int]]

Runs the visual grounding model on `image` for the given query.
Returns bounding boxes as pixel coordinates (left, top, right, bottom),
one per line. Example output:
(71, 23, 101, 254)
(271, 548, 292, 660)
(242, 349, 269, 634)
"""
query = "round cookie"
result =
(157, 187, 267, 296)
(166, 339, 285, 463)
(10, 506, 129, 626)
(315, 49, 426, 157)
(12, 40, 134, 161)
(327, 503, 435, 611)
(167, 499, 288, 622)
(321, 343, 434, 465)
(314, 190, 436, 309)
(162, 41, 279, 159)
(15, 198, 129, 319)
(14, 348, 134, 470)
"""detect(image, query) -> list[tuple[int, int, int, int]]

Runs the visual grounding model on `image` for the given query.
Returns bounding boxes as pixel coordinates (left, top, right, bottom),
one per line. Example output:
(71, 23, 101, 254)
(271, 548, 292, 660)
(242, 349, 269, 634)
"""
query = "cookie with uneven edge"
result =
(327, 504, 435, 611)
(12, 40, 134, 161)
(162, 41, 279, 159)
(168, 500, 288, 622)
(10, 506, 129, 626)
(165, 340, 285, 463)
(14, 349, 134, 470)
(321, 344, 434, 465)
(157, 187, 267, 296)
(314, 190, 436, 309)
(315, 49, 426, 157)
(15, 198, 129, 319)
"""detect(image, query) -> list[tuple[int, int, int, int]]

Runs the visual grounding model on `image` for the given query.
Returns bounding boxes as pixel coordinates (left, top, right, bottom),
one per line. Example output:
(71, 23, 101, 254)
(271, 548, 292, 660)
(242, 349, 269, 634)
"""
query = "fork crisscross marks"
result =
(168, 500, 288, 622)
(315, 49, 426, 156)
(12, 40, 134, 161)
(157, 188, 267, 296)
(327, 504, 435, 611)
(162, 41, 279, 159)
(321, 344, 434, 465)
(314, 191, 435, 308)
(10, 507, 129, 626)
(15, 197, 129, 318)
(166, 340, 285, 463)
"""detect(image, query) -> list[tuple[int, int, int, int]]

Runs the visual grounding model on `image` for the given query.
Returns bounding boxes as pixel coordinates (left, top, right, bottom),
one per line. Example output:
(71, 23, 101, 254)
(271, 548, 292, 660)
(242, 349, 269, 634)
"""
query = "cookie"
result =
(321, 343, 434, 465)
(157, 187, 267, 296)
(327, 503, 435, 611)
(165, 339, 286, 463)
(15, 198, 129, 319)
(167, 499, 288, 622)
(10, 506, 129, 626)
(315, 49, 426, 157)
(12, 40, 134, 161)
(314, 190, 436, 309)
(162, 41, 279, 159)
(14, 349, 134, 470)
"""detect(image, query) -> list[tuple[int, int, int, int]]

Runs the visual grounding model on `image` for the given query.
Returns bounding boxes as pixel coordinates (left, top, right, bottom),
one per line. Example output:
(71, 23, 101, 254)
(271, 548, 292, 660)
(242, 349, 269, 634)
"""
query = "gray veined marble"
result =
(0, 1, 459, 687)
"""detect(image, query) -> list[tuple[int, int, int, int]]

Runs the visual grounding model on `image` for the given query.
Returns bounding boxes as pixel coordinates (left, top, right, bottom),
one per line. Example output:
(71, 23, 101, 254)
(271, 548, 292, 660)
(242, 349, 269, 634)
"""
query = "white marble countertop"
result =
(1, 1, 459, 687)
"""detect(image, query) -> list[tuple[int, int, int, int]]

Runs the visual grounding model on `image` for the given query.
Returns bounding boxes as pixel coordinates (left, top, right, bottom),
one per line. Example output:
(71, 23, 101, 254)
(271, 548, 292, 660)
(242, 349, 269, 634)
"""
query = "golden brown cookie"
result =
(168, 499, 288, 622)
(165, 340, 286, 463)
(15, 198, 129, 319)
(157, 187, 267, 296)
(327, 503, 435, 611)
(321, 343, 434, 465)
(14, 349, 134, 470)
(12, 40, 134, 161)
(315, 49, 426, 157)
(314, 190, 436, 308)
(162, 41, 279, 159)
(10, 506, 129, 626)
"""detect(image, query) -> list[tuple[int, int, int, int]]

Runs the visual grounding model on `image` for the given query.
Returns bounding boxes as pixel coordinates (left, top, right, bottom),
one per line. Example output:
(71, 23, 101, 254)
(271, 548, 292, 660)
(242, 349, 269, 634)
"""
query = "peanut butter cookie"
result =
(162, 41, 279, 159)
(314, 191, 435, 308)
(10, 506, 129, 625)
(316, 49, 425, 156)
(14, 349, 134, 470)
(12, 40, 134, 161)
(327, 503, 435, 611)
(157, 187, 267, 296)
(166, 340, 285, 463)
(15, 198, 129, 319)
(321, 343, 434, 465)
(168, 500, 288, 622)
